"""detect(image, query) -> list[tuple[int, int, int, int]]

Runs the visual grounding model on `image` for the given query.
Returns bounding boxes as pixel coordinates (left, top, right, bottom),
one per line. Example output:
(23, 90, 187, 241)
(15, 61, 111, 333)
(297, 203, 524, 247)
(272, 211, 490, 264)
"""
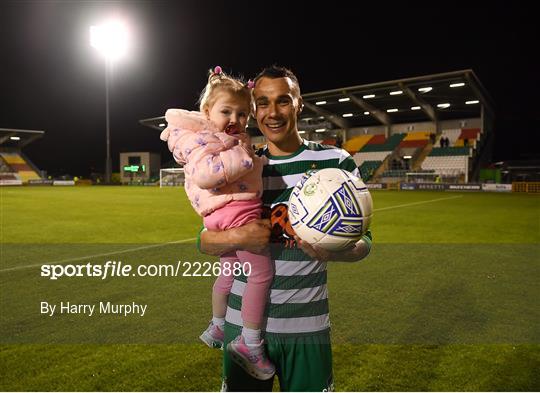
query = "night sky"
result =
(1, 0, 538, 177)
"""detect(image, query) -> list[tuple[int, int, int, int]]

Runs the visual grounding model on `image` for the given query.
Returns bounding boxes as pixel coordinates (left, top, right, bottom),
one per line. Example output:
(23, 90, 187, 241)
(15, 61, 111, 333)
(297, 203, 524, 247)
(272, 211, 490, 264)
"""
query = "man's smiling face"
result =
(253, 76, 303, 155)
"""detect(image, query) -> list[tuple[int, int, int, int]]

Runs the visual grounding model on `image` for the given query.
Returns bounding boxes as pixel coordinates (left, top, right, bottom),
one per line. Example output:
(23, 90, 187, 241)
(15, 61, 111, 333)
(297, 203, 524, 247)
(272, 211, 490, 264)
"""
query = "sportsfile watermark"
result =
(1, 243, 538, 344)
(40, 260, 252, 280)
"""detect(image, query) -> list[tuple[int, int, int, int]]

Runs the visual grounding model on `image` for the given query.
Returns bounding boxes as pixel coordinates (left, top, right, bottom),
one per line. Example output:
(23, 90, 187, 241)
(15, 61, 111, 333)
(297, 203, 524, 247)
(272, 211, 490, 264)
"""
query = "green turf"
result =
(0, 186, 539, 391)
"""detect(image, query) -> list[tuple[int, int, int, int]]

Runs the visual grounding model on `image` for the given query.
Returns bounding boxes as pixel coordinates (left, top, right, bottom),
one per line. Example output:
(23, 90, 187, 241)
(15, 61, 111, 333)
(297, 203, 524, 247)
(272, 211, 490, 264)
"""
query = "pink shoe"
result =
(199, 322, 224, 349)
(227, 335, 275, 380)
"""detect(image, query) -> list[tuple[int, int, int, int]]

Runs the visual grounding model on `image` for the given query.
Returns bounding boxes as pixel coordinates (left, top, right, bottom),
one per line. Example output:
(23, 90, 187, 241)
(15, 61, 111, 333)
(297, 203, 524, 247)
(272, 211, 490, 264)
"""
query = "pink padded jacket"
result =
(160, 108, 263, 216)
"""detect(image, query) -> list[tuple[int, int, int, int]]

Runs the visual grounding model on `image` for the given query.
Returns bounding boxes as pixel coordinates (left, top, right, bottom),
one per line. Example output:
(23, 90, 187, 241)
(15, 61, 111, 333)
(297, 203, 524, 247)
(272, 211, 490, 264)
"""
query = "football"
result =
(288, 168, 373, 251)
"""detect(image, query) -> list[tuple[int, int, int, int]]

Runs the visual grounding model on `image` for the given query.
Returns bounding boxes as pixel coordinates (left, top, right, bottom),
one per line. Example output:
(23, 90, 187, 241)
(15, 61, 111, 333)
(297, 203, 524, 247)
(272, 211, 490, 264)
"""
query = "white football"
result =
(288, 168, 373, 251)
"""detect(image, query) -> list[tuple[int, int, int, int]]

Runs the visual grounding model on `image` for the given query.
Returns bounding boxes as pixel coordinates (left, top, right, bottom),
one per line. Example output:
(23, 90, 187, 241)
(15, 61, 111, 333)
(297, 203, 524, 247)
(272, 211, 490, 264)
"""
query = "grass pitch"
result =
(0, 186, 539, 391)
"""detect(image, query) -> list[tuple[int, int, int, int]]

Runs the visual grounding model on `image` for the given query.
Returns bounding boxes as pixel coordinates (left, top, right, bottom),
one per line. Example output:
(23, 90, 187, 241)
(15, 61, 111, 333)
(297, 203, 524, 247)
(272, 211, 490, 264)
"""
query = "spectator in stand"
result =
(463, 138, 469, 147)
(439, 136, 444, 148)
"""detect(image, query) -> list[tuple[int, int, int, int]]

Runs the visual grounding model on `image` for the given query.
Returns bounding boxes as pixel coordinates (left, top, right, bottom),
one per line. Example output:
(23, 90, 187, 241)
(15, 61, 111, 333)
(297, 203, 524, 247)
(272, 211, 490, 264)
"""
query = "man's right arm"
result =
(199, 219, 271, 256)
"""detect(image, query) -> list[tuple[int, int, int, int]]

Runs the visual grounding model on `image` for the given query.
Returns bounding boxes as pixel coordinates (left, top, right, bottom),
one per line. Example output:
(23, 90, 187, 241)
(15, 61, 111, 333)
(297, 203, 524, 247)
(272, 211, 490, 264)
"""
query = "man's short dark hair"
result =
(253, 65, 301, 95)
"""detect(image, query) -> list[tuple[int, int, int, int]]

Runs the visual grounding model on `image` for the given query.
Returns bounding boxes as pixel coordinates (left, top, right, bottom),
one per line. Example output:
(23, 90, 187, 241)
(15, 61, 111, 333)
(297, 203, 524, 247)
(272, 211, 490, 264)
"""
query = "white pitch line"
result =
(1, 195, 463, 273)
(373, 195, 463, 212)
(0, 237, 197, 273)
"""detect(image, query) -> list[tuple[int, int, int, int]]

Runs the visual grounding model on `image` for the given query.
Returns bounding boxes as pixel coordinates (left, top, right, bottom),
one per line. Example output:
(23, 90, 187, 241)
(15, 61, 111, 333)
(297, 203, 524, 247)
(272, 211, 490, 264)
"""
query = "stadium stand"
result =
(421, 146, 471, 181)
(0, 128, 44, 184)
(0, 152, 41, 182)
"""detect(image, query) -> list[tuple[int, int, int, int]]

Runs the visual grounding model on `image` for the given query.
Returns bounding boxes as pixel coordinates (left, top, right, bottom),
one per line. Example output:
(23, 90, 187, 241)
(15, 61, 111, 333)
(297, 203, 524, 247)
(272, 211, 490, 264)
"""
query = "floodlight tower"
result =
(90, 20, 129, 183)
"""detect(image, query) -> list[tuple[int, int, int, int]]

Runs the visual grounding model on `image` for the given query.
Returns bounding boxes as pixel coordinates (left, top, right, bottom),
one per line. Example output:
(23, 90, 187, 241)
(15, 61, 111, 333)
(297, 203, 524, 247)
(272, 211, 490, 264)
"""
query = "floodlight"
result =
(90, 20, 130, 61)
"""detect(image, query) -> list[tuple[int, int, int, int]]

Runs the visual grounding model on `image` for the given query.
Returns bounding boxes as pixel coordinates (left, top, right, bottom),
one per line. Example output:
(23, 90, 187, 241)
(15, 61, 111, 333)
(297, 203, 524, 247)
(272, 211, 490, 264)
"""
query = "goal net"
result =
(159, 168, 185, 187)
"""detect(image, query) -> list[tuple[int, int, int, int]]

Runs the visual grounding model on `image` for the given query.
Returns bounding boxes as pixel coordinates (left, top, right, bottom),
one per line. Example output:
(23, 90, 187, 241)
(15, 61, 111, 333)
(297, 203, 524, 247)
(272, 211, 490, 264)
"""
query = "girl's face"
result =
(206, 91, 250, 135)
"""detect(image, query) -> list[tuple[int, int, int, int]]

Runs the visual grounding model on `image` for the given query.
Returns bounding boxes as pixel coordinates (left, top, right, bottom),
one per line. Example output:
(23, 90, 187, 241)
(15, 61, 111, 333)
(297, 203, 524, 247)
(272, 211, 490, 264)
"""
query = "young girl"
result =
(160, 66, 274, 380)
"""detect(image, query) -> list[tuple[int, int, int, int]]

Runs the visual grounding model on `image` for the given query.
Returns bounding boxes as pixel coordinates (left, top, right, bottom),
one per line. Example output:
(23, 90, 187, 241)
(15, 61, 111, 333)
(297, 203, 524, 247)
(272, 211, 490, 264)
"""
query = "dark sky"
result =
(1, 0, 538, 176)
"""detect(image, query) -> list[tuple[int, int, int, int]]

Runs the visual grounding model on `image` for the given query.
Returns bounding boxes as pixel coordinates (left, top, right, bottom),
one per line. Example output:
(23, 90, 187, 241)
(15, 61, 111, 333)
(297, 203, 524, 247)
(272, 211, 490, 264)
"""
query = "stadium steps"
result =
(411, 142, 435, 170)
(372, 153, 395, 181)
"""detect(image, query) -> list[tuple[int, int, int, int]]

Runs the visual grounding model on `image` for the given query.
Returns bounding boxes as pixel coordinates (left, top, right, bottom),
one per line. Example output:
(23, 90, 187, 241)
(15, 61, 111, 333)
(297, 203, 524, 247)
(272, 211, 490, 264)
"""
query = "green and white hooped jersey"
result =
(225, 139, 363, 337)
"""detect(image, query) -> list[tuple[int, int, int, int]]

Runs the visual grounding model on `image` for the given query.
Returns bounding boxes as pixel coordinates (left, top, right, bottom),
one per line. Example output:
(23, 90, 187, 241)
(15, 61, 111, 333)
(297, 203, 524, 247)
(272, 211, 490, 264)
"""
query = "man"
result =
(200, 66, 372, 391)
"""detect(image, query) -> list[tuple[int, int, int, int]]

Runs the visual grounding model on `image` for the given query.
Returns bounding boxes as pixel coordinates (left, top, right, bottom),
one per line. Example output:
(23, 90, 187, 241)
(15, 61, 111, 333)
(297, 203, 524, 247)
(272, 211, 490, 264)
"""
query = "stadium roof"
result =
(299, 69, 494, 133)
(140, 69, 494, 135)
(0, 128, 44, 148)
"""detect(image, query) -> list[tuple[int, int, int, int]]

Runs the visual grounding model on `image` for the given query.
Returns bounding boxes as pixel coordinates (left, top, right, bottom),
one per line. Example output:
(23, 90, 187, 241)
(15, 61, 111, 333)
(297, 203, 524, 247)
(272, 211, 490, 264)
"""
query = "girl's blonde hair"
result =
(198, 67, 252, 113)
